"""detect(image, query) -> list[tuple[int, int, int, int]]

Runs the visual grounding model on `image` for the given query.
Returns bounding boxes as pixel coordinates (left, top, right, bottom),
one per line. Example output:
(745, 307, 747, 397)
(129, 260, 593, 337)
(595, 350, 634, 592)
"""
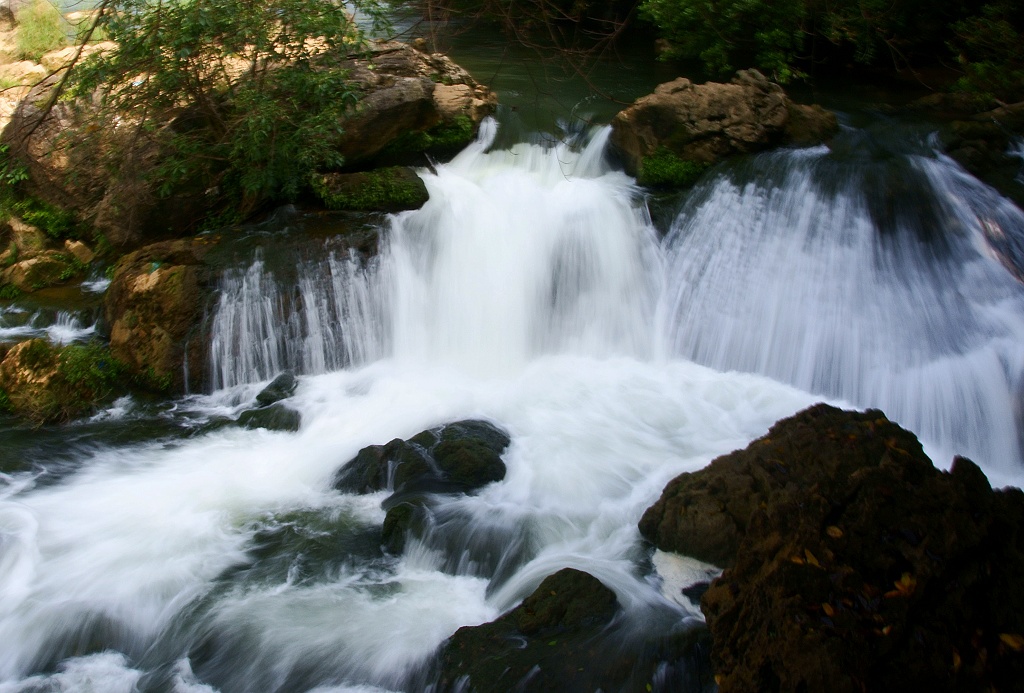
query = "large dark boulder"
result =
(642, 403, 1024, 693)
(942, 101, 1024, 208)
(610, 70, 838, 186)
(435, 568, 620, 692)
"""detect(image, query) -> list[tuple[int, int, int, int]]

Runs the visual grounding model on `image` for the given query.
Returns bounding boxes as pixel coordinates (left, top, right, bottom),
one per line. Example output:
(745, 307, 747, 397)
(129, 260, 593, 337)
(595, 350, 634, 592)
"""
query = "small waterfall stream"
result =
(0, 117, 1022, 692)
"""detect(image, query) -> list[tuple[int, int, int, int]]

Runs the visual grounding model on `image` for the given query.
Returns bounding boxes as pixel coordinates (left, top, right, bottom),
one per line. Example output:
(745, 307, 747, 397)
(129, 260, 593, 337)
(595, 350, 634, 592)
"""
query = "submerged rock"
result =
(642, 403, 1024, 692)
(610, 70, 837, 187)
(103, 239, 214, 393)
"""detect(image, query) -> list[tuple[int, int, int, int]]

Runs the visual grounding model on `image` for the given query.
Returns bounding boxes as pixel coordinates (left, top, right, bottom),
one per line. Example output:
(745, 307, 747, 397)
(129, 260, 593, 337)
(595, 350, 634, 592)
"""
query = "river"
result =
(1, 37, 1023, 692)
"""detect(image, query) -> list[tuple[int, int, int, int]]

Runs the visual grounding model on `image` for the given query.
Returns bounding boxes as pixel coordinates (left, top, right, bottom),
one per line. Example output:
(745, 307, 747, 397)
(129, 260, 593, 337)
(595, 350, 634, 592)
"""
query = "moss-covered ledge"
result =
(311, 167, 429, 212)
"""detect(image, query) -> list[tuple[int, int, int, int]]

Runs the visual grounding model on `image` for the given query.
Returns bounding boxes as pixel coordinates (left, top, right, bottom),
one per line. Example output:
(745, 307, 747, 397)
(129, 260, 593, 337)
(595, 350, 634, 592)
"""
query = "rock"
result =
(335, 419, 509, 554)
(0, 41, 495, 245)
(237, 402, 301, 432)
(103, 239, 214, 392)
(38, 42, 116, 72)
(63, 238, 94, 265)
(0, 250, 81, 292)
(943, 101, 1024, 208)
(610, 70, 838, 186)
(642, 403, 1024, 692)
(639, 403, 925, 567)
(254, 371, 297, 407)
(0, 338, 123, 422)
(333, 41, 497, 167)
(312, 167, 429, 212)
(435, 568, 620, 692)
(334, 419, 510, 495)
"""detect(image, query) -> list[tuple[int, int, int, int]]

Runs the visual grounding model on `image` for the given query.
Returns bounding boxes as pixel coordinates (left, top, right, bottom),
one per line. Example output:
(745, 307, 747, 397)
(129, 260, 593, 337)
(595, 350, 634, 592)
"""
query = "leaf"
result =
(826, 525, 843, 539)
(804, 549, 822, 568)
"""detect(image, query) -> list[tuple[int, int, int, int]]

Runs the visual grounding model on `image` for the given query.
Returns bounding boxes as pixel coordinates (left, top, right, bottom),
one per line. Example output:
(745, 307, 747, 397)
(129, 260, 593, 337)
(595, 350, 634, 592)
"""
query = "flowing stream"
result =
(1, 113, 1024, 691)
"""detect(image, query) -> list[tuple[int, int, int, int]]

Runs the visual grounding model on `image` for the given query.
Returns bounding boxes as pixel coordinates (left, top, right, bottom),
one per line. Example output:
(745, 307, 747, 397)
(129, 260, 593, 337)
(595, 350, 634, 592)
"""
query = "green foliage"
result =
(0, 284, 22, 300)
(14, 0, 68, 61)
(639, 0, 1020, 91)
(1, 145, 80, 241)
(68, 0, 391, 220)
(949, 2, 1024, 103)
(381, 115, 476, 159)
(639, 0, 808, 81)
(0, 388, 11, 414)
(58, 341, 125, 396)
(312, 168, 429, 211)
(637, 148, 707, 188)
(135, 366, 172, 393)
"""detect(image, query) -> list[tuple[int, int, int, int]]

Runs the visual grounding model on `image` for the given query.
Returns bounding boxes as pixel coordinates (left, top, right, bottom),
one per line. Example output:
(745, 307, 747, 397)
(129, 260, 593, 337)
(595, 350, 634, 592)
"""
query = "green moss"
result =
(58, 342, 125, 395)
(637, 148, 709, 188)
(135, 366, 173, 393)
(380, 115, 475, 160)
(0, 388, 11, 414)
(0, 284, 22, 301)
(312, 168, 429, 212)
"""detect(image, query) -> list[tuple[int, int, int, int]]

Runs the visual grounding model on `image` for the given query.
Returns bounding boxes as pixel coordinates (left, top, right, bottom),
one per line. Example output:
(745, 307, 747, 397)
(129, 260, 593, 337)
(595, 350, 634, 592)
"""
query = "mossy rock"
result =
(379, 115, 476, 162)
(0, 338, 126, 423)
(637, 148, 708, 189)
(312, 167, 429, 213)
(0, 251, 85, 293)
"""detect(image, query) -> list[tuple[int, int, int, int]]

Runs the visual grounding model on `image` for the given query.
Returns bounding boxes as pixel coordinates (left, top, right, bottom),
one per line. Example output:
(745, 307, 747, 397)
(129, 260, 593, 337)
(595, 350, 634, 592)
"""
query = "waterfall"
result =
(660, 138, 1024, 471)
(2, 117, 1020, 692)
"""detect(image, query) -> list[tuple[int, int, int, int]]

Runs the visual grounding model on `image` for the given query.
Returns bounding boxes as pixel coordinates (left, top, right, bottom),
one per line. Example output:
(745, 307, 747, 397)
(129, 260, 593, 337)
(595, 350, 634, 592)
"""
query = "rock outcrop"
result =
(0, 41, 495, 249)
(642, 403, 1024, 692)
(0, 217, 90, 296)
(942, 101, 1024, 208)
(103, 239, 214, 392)
(610, 70, 838, 186)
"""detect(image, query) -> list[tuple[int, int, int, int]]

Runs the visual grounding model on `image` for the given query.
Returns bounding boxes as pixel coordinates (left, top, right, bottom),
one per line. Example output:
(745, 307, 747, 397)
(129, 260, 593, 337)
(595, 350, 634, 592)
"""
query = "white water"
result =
(0, 308, 97, 345)
(0, 119, 1023, 691)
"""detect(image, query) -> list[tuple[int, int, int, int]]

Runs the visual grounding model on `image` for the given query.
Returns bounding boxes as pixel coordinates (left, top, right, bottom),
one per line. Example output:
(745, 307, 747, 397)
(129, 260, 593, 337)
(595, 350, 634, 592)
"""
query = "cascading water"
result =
(0, 116, 1023, 692)
(660, 127, 1024, 474)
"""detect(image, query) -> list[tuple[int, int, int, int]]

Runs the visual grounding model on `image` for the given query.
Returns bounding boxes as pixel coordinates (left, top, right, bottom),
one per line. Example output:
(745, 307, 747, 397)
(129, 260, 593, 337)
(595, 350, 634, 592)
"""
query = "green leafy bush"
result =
(949, 2, 1024, 103)
(69, 0, 391, 222)
(14, 0, 67, 61)
(637, 148, 707, 187)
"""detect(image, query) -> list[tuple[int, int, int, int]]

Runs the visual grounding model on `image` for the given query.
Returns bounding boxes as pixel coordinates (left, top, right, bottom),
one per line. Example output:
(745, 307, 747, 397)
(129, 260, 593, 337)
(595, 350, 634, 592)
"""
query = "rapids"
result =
(0, 115, 1023, 691)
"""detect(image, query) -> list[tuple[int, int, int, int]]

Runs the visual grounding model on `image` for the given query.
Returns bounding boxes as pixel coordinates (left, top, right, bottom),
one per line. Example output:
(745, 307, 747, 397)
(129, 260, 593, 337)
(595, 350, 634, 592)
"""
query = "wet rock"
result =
(334, 419, 510, 495)
(642, 403, 1024, 692)
(103, 239, 214, 393)
(237, 402, 301, 432)
(435, 568, 620, 692)
(335, 419, 510, 554)
(254, 371, 297, 407)
(610, 70, 838, 186)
